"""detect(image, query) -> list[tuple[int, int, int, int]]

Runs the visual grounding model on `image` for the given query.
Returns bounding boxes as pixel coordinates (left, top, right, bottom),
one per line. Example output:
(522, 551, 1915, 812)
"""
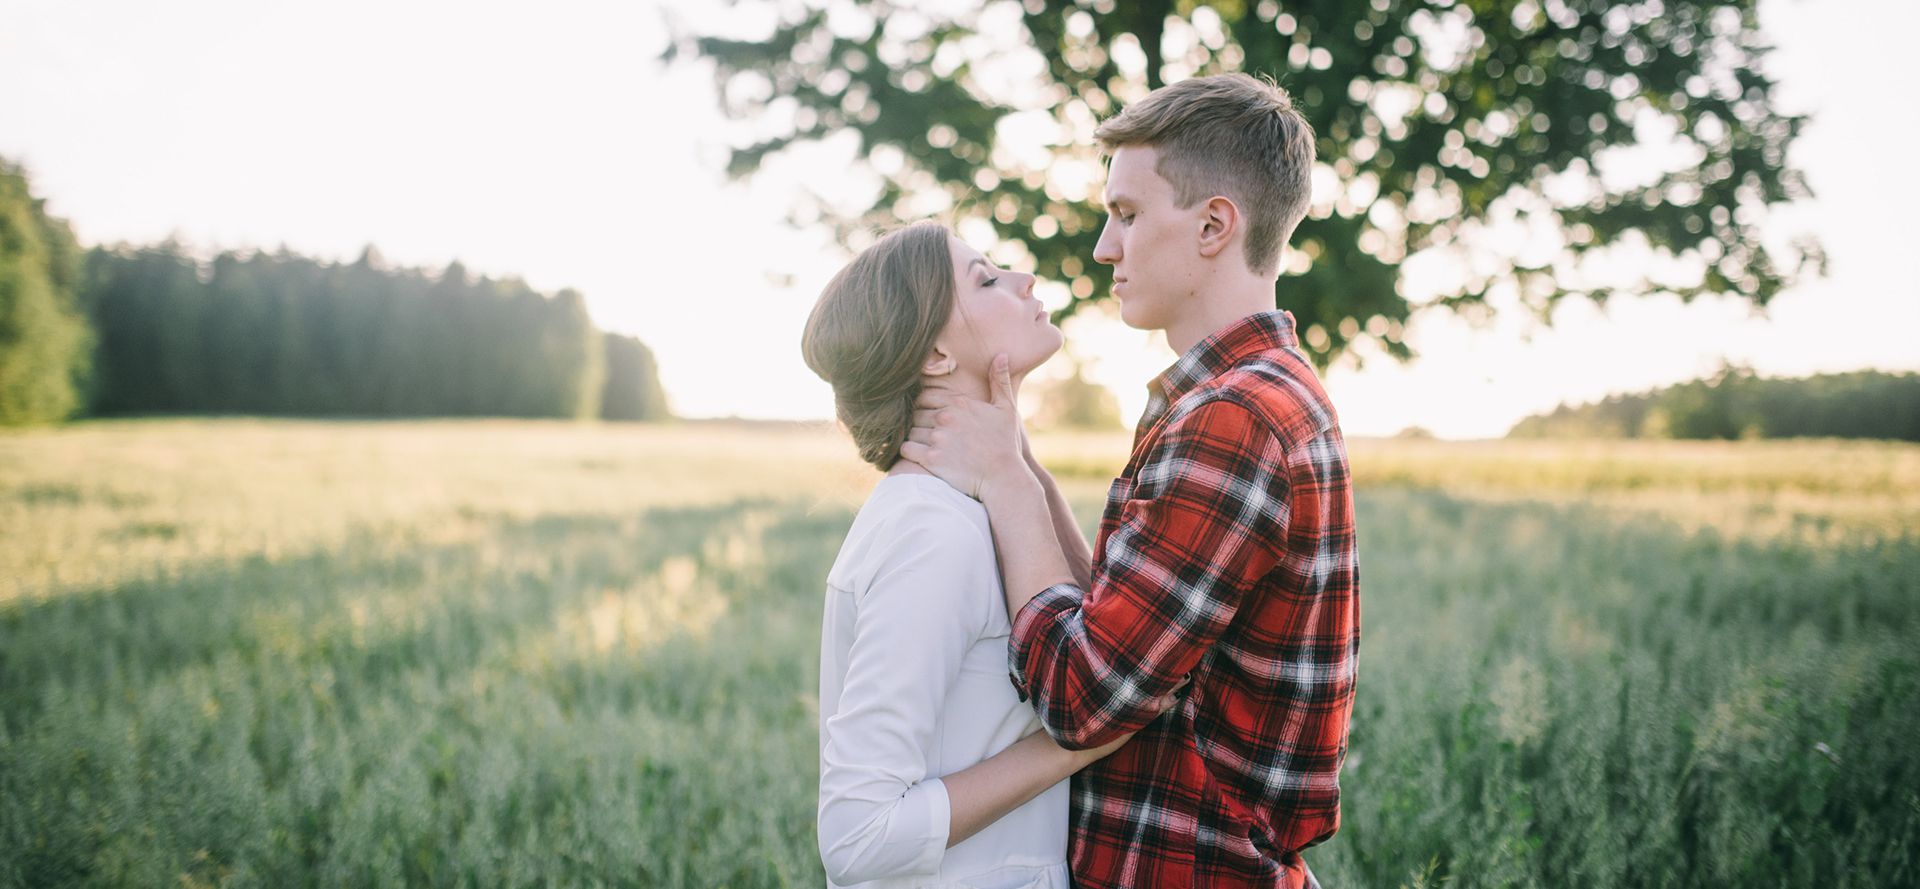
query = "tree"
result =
(541, 288, 606, 420)
(1508, 366, 1920, 441)
(678, 0, 1822, 365)
(0, 160, 91, 425)
(601, 333, 673, 421)
(81, 243, 628, 420)
(1030, 358, 1124, 430)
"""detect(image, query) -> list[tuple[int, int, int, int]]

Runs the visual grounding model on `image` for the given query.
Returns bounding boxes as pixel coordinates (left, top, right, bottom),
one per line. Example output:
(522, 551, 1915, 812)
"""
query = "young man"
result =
(899, 74, 1359, 887)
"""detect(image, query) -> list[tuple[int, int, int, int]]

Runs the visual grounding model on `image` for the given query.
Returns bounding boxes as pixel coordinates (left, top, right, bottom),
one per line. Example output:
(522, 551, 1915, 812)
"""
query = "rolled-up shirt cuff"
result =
(909, 777, 952, 873)
(1007, 583, 1084, 703)
(819, 774, 953, 884)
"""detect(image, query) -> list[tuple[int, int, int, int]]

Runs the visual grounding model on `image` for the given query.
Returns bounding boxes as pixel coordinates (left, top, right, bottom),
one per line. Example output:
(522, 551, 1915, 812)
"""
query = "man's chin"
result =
(1117, 298, 1158, 331)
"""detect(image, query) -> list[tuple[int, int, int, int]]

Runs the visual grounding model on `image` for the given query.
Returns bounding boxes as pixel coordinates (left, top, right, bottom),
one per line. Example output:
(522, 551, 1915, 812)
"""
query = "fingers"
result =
(916, 388, 955, 410)
(1140, 674, 1193, 718)
(898, 440, 929, 464)
(910, 408, 958, 432)
(906, 427, 933, 446)
(988, 354, 1014, 407)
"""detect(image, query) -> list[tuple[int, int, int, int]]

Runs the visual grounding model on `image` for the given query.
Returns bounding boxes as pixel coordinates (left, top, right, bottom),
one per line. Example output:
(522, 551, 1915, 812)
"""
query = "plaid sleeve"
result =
(1009, 398, 1289, 749)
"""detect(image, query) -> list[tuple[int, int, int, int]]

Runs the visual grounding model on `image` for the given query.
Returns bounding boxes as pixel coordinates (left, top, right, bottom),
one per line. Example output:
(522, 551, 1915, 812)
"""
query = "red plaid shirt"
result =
(1009, 310, 1360, 888)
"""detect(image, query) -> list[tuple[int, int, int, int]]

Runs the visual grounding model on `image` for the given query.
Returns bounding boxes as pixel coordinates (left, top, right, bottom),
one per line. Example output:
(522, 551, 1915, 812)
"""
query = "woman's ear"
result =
(921, 345, 957, 377)
(1197, 195, 1240, 259)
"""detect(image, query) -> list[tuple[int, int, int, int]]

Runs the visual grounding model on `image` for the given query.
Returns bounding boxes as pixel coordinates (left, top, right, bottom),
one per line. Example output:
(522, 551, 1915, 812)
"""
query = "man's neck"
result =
(1164, 275, 1280, 355)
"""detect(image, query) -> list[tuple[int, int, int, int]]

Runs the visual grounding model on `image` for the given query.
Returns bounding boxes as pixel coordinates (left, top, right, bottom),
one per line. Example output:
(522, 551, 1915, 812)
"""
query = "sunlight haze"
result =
(2, 0, 1912, 437)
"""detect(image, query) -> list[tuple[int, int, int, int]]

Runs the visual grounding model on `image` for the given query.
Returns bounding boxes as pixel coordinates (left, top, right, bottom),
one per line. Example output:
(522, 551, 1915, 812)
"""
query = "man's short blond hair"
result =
(1094, 73, 1316, 278)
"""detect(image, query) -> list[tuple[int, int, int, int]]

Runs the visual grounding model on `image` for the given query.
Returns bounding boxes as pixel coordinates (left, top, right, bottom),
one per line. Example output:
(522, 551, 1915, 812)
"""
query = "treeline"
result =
(1509, 366, 1920, 441)
(0, 159, 669, 424)
(0, 161, 92, 424)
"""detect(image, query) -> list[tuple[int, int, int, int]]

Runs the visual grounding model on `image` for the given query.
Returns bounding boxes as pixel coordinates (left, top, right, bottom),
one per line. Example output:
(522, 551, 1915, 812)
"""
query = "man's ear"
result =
(1197, 195, 1240, 259)
(921, 345, 957, 377)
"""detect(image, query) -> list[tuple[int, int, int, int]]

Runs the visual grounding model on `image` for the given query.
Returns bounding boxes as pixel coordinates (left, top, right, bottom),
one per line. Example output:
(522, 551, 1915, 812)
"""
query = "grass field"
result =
(2, 419, 1916, 887)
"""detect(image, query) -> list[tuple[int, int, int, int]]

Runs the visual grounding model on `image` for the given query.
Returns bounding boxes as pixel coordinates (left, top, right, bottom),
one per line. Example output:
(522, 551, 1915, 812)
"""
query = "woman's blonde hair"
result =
(801, 222, 955, 470)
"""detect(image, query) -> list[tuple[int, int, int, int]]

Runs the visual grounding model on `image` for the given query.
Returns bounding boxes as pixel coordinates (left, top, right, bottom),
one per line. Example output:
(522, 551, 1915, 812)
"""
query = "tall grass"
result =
(1317, 489, 1918, 887)
(1, 420, 1915, 887)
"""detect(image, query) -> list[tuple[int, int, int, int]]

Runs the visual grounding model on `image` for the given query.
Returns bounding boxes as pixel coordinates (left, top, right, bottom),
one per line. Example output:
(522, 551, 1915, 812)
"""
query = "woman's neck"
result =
(887, 458, 933, 477)
(885, 367, 1026, 478)
(927, 368, 1025, 405)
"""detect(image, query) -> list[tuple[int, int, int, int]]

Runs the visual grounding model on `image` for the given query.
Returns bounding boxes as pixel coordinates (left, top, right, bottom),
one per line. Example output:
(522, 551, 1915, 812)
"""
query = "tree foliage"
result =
(80, 242, 655, 421)
(679, 0, 1822, 365)
(1509, 366, 1920, 441)
(0, 160, 91, 425)
(601, 333, 673, 421)
(1030, 360, 1124, 430)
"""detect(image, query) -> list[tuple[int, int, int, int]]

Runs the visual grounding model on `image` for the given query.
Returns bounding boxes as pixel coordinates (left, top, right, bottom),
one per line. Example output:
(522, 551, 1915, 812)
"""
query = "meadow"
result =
(2, 419, 1916, 887)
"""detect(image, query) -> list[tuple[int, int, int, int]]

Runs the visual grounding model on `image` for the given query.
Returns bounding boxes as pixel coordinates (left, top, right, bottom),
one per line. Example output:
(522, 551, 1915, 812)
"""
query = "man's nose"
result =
(1093, 224, 1120, 265)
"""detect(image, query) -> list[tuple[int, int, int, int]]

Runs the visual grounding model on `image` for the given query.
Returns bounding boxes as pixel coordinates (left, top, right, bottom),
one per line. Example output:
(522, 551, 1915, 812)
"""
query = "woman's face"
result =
(938, 236, 1062, 379)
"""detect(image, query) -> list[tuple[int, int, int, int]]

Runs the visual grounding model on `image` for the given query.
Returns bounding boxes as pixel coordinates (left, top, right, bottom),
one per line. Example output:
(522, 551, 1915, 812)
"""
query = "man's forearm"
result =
(980, 469, 1080, 617)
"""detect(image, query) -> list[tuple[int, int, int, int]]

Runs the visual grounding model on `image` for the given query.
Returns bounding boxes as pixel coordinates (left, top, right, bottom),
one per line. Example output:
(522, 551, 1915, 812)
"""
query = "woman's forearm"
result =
(939, 732, 1093, 848)
(1026, 451, 1095, 590)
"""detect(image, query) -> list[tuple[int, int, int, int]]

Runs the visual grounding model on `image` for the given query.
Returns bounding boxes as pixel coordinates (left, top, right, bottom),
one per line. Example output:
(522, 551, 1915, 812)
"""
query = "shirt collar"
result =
(1149, 310, 1300, 403)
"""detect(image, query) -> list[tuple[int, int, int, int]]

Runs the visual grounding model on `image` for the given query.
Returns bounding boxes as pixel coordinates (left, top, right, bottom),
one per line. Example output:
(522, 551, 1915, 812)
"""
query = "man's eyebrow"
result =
(1104, 193, 1134, 211)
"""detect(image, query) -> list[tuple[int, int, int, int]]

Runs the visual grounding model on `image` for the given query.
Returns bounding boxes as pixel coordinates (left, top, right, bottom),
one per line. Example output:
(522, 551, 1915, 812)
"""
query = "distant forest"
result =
(0, 159, 669, 425)
(1509, 367, 1920, 441)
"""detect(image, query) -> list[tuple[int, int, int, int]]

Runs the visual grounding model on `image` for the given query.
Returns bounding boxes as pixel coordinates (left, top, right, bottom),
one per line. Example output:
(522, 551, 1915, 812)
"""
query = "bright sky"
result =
(3, 0, 1913, 438)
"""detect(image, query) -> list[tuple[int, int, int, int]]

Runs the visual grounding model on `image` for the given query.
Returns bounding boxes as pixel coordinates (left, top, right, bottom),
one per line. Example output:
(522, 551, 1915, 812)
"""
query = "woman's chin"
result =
(1006, 350, 1052, 379)
(1034, 335, 1065, 370)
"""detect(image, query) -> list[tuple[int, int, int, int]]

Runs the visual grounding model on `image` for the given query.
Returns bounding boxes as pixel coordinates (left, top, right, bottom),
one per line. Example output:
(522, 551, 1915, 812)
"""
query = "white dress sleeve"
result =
(818, 500, 995, 885)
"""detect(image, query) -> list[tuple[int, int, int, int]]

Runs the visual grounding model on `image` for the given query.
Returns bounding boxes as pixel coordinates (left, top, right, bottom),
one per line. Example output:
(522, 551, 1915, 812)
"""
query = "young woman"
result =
(803, 222, 1122, 889)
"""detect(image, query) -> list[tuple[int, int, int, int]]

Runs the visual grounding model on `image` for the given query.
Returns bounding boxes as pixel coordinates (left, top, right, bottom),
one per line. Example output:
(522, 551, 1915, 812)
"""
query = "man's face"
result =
(1093, 144, 1203, 332)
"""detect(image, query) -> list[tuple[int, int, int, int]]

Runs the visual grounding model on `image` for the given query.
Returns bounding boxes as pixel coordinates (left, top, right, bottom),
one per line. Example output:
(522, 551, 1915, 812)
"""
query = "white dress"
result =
(817, 473, 1071, 889)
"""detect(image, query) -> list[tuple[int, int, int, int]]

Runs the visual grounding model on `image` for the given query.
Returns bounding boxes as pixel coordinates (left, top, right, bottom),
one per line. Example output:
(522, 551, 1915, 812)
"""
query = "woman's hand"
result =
(1066, 674, 1190, 766)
